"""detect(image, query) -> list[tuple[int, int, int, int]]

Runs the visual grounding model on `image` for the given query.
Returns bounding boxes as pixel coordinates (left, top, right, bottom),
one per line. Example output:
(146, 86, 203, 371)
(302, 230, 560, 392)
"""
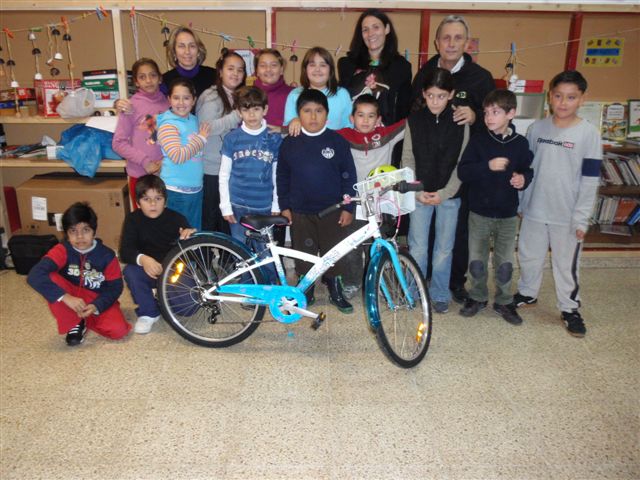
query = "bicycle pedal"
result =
(310, 312, 326, 330)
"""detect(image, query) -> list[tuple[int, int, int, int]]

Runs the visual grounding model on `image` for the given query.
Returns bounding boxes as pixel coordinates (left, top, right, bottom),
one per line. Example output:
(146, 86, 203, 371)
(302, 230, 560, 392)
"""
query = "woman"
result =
(161, 26, 216, 98)
(337, 9, 412, 126)
(115, 26, 216, 113)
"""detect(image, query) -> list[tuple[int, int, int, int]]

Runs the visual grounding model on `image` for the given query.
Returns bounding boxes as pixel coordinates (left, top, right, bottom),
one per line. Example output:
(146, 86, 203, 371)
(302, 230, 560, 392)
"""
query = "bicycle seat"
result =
(240, 215, 290, 231)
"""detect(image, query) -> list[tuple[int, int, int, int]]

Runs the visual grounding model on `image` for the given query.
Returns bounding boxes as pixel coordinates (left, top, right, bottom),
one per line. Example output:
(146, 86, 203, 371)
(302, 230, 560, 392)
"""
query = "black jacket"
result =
(457, 126, 534, 218)
(411, 53, 495, 133)
(338, 53, 412, 125)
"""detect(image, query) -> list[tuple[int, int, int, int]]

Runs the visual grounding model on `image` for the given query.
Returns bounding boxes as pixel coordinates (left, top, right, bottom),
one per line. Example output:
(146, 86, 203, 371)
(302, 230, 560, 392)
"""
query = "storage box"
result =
(34, 79, 82, 117)
(0, 87, 36, 102)
(16, 173, 129, 250)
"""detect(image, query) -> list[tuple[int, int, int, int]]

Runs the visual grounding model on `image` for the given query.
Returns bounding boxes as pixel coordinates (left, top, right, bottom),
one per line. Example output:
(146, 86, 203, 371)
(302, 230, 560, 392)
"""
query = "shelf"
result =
(0, 158, 125, 169)
(585, 224, 640, 245)
(598, 185, 640, 196)
(0, 115, 90, 124)
(603, 142, 640, 155)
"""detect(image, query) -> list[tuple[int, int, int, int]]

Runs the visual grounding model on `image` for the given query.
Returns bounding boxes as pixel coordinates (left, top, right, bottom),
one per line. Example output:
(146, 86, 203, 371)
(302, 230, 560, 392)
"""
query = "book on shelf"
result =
(614, 198, 639, 223)
(629, 99, 640, 139)
(627, 206, 640, 225)
(579, 101, 603, 132)
(601, 103, 628, 141)
(599, 224, 632, 236)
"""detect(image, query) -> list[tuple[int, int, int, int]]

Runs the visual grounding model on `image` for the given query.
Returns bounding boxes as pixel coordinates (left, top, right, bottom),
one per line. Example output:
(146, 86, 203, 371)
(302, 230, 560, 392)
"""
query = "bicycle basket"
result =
(354, 167, 416, 221)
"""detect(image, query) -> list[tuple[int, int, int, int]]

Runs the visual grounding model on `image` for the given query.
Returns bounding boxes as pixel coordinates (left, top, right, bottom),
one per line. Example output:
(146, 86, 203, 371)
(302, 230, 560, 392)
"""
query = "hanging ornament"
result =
(247, 36, 256, 49)
(29, 28, 43, 80)
(51, 26, 63, 61)
(50, 67, 60, 76)
(3, 28, 19, 89)
(130, 6, 140, 60)
(161, 19, 170, 49)
(61, 16, 76, 83)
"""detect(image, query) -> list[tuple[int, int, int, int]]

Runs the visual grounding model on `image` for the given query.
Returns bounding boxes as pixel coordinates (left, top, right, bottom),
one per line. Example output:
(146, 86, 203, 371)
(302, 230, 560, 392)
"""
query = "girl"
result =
(283, 47, 352, 135)
(401, 68, 470, 314)
(253, 48, 293, 128)
(195, 50, 246, 233)
(157, 78, 211, 230)
(338, 9, 412, 126)
(112, 58, 169, 208)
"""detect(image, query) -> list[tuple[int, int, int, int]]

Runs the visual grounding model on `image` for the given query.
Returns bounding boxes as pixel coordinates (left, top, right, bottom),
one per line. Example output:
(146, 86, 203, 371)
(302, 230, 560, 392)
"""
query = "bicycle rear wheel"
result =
(370, 250, 432, 368)
(157, 235, 265, 348)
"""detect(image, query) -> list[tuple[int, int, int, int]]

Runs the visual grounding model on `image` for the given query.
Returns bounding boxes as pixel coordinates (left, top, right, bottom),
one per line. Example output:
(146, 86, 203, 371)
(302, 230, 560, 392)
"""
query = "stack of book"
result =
(600, 152, 640, 186)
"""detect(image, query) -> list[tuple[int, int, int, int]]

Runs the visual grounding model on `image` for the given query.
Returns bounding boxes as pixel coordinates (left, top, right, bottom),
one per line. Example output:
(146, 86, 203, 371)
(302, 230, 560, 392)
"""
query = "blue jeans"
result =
(123, 264, 159, 318)
(166, 189, 202, 230)
(229, 204, 277, 284)
(408, 197, 461, 303)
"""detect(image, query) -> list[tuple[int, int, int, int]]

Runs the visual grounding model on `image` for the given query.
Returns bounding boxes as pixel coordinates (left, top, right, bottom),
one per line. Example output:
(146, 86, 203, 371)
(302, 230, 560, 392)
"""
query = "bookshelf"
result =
(585, 142, 640, 246)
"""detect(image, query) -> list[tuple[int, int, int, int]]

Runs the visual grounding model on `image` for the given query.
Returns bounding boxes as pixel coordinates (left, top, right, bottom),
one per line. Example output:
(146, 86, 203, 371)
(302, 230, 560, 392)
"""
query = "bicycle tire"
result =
(370, 249, 432, 368)
(157, 235, 265, 348)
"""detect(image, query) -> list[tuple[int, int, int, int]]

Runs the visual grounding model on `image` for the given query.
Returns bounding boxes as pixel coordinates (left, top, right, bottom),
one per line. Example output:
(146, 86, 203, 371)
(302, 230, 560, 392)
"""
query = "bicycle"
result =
(157, 168, 432, 368)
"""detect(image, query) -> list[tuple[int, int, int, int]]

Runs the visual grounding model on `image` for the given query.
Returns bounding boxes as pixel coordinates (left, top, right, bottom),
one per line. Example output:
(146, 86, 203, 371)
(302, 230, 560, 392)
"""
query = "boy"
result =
(219, 86, 283, 283)
(457, 89, 533, 325)
(277, 88, 357, 313)
(28, 202, 131, 346)
(337, 94, 406, 297)
(516, 71, 602, 337)
(120, 175, 195, 334)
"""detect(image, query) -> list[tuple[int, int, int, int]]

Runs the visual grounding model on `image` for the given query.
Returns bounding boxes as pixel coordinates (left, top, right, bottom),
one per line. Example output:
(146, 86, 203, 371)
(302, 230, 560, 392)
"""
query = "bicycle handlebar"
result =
(316, 180, 424, 218)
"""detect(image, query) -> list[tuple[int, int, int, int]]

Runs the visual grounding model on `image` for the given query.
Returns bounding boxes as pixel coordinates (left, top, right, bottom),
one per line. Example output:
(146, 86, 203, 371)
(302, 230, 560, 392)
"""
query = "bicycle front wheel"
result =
(157, 235, 265, 348)
(371, 250, 432, 368)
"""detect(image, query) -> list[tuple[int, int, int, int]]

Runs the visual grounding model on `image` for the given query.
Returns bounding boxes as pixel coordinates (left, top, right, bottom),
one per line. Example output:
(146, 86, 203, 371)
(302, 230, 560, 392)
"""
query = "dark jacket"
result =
(162, 65, 217, 99)
(407, 104, 467, 194)
(458, 126, 534, 218)
(411, 53, 495, 133)
(338, 53, 412, 125)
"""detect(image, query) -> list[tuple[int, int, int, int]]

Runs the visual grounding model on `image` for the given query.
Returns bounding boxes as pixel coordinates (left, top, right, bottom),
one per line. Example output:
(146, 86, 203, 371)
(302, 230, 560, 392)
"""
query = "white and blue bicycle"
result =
(157, 168, 432, 368)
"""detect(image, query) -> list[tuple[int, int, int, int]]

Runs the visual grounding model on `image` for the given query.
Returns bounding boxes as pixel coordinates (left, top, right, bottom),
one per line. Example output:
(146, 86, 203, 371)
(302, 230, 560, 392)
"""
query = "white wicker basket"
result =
(354, 167, 416, 220)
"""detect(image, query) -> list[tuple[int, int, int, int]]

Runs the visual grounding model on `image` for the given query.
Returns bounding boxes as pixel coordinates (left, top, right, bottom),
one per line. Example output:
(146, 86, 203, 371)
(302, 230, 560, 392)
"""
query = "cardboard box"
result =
(16, 174, 129, 250)
(494, 79, 545, 93)
(34, 79, 82, 117)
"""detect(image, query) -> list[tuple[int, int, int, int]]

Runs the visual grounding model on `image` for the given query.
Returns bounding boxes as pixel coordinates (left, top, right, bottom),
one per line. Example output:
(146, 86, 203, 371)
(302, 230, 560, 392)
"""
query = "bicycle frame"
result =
(194, 209, 416, 325)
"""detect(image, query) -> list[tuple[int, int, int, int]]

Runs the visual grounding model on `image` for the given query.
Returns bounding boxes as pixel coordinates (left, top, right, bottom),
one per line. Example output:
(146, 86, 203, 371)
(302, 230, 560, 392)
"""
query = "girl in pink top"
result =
(112, 58, 170, 208)
(253, 49, 293, 129)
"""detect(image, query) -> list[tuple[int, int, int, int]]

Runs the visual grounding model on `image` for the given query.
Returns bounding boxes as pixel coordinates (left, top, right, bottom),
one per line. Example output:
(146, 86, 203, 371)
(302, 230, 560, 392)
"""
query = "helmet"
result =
(367, 164, 397, 178)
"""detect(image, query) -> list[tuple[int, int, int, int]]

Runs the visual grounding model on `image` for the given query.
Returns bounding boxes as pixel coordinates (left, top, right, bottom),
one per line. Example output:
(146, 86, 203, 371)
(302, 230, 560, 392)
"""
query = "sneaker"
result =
(342, 284, 360, 300)
(513, 292, 538, 308)
(433, 301, 449, 314)
(562, 310, 586, 338)
(450, 286, 469, 304)
(66, 319, 87, 346)
(459, 298, 487, 317)
(493, 303, 523, 325)
(134, 315, 160, 334)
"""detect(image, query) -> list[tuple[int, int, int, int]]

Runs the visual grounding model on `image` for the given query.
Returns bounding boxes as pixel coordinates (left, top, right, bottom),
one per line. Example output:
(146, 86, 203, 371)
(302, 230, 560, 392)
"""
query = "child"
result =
(120, 175, 195, 334)
(196, 50, 246, 233)
(277, 88, 357, 313)
(219, 86, 282, 283)
(112, 58, 169, 208)
(457, 89, 533, 325)
(516, 70, 602, 337)
(401, 68, 470, 314)
(157, 78, 211, 230)
(27, 202, 130, 346)
(337, 93, 405, 297)
(253, 49, 294, 128)
(283, 47, 352, 135)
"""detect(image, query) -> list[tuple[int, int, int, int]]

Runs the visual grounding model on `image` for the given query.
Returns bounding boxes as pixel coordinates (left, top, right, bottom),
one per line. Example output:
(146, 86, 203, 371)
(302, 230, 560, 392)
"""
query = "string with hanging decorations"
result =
(1, 7, 638, 88)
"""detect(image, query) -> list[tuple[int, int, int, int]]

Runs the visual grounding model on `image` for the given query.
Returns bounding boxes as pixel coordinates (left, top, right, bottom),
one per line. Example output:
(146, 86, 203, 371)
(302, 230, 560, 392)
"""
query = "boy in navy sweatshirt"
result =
(457, 89, 533, 325)
(28, 202, 131, 346)
(277, 89, 357, 313)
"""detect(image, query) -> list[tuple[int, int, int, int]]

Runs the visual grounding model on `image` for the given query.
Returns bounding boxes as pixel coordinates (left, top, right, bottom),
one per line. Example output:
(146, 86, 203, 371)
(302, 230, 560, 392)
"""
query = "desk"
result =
(0, 158, 126, 169)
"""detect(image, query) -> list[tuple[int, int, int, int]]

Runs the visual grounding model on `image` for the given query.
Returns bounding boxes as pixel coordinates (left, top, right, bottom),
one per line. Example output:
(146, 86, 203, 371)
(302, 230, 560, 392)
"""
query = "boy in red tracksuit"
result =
(337, 94, 405, 296)
(28, 202, 131, 346)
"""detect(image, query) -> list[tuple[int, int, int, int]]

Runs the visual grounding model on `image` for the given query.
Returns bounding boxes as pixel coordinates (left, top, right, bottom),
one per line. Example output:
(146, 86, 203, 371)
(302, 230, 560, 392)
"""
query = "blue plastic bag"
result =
(58, 125, 122, 177)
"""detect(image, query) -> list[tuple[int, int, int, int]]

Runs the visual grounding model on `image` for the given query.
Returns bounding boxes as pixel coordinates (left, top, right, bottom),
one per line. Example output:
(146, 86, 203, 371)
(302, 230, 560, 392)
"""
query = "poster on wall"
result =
(583, 38, 624, 67)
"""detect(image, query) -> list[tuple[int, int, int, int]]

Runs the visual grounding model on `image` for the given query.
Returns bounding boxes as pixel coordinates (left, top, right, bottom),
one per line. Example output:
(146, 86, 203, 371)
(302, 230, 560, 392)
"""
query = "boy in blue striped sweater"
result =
(219, 86, 283, 282)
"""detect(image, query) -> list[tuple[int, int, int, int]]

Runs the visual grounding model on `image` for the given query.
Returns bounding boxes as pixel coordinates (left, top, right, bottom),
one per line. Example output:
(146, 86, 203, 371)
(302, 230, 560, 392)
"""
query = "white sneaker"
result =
(134, 315, 160, 334)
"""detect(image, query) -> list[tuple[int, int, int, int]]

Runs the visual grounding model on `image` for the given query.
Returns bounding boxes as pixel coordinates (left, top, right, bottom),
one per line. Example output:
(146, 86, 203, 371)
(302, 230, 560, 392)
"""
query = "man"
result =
(411, 15, 495, 303)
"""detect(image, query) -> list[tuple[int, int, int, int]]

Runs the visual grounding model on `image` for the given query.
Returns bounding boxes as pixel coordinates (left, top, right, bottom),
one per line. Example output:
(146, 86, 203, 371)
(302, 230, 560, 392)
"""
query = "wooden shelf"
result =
(598, 185, 640, 196)
(585, 224, 640, 245)
(604, 142, 640, 155)
(0, 115, 91, 124)
(0, 158, 125, 169)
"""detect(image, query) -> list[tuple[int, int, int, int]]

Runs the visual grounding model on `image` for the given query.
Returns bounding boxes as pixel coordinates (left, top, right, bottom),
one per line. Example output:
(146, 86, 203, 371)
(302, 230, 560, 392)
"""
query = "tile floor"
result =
(0, 261, 638, 479)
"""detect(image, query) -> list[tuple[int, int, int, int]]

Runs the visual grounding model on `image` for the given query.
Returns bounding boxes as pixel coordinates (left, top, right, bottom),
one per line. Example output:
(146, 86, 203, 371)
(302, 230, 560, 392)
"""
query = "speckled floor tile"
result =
(1, 265, 639, 479)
